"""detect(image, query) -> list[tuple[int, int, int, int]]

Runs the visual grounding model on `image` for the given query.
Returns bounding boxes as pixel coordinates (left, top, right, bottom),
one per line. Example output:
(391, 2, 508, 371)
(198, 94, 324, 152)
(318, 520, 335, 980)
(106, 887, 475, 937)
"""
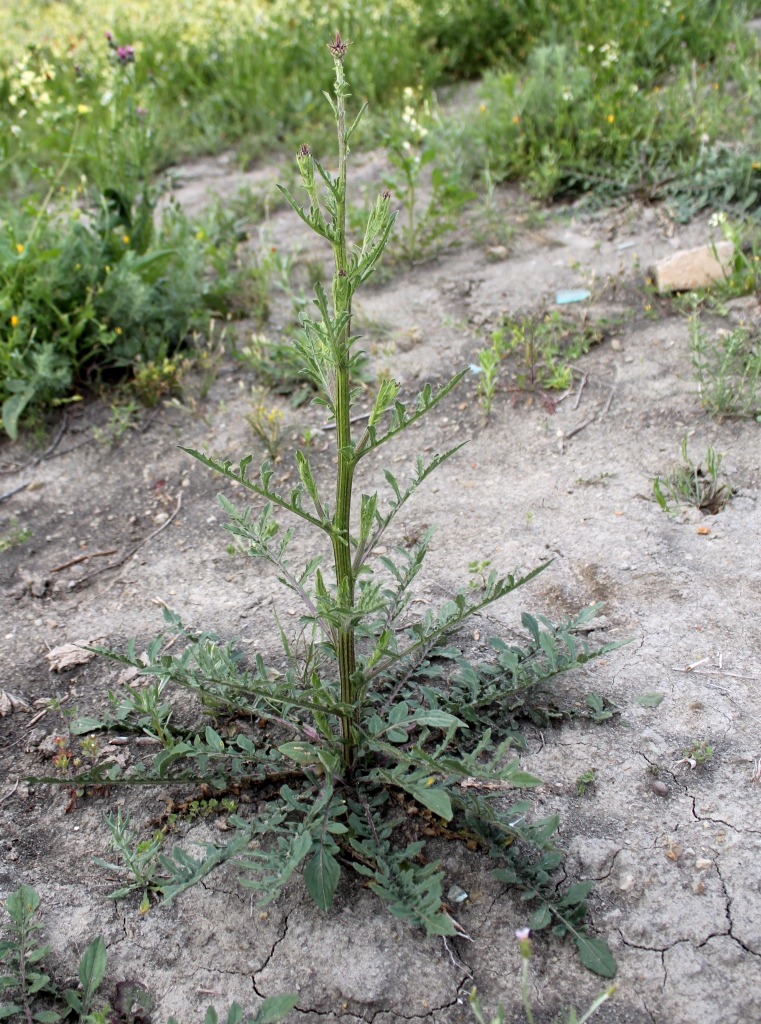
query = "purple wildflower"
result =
(327, 32, 348, 60)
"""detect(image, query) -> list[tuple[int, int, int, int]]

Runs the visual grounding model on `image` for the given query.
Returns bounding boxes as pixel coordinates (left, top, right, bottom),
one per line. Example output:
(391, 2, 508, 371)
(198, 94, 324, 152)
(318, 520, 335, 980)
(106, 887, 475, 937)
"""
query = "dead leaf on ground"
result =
(46, 643, 97, 673)
(0, 690, 29, 716)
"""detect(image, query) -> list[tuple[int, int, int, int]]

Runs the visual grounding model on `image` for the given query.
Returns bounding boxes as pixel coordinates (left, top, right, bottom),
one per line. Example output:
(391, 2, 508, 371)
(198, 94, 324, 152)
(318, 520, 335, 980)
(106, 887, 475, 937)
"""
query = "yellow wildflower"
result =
(11, 315, 18, 326)
(16, 243, 23, 253)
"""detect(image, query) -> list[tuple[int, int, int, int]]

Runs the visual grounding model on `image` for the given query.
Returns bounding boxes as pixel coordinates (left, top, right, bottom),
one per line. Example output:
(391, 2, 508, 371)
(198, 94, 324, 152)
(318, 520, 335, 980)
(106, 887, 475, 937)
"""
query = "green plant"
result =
(585, 693, 616, 724)
(469, 929, 615, 1024)
(94, 810, 166, 913)
(172, 997, 299, 1024)
(131, 356, 183, 407)
(382, 89, 474, 263)
(0, 883, 107, 1023)
(653, 436, 731, 516)
(0, 882, 296, 1024)
(108, 659, 174, 745)
(472, 310, 604, 416)
(198, 215, 275, 323)
(0, 516, 31, 552)
(462, 3, 758, 210)
(473, 330, 505, 417)
(245, 396, 284, 460)
(689, 313, 761, 420)
(575, 768, 597, 796)
(63, 45, 625, 975)
(92, 401, 140, 445)
(470, 164, 515, 250)
(680, 740, 714, 767)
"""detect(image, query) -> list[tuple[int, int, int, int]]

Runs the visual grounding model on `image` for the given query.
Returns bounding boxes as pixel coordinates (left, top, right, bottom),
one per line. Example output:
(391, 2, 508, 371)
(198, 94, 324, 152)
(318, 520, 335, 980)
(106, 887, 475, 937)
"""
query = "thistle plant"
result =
(72, 40, 621, 974)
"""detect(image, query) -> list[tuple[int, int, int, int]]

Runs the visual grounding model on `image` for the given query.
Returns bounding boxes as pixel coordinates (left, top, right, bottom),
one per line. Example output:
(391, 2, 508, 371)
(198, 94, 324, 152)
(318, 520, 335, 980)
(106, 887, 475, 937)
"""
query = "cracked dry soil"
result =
(1, 152, 760, 1024)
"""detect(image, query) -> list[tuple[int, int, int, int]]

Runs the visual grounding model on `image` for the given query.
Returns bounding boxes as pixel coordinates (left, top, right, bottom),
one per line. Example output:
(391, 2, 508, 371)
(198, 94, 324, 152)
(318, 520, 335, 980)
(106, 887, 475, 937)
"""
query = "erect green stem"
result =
(329, 42, 357, 767)
(19, 909, 34, 1024)
(520, 956, 535, 1024)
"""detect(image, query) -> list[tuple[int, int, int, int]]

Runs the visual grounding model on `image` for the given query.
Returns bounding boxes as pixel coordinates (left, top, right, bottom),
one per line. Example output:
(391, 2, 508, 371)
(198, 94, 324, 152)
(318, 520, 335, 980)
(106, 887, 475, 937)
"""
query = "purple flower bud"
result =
(136, 106, 147, 117)
(338, 269, 347, 277)
(381, 188, 390, 200)
(299, 143, 310, 157)
(327, 31, 348, 60)
(105, 30, 113, 40)
(117, 44, 135, 65)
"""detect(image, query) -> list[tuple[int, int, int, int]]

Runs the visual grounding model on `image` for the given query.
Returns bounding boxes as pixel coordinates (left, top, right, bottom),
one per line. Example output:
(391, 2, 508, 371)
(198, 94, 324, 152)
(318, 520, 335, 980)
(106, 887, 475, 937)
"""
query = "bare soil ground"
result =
(1, 152, 760, 1024)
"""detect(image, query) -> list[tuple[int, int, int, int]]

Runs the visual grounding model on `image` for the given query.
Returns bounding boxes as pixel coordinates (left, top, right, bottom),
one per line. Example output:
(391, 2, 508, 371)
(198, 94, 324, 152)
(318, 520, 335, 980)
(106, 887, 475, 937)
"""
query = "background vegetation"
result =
(1, 0, 760, 434)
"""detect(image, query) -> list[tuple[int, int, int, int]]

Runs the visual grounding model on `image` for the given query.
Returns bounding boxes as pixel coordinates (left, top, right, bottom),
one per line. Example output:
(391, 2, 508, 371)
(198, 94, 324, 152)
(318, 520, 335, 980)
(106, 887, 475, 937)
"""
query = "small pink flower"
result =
(515, 927, 533, 959)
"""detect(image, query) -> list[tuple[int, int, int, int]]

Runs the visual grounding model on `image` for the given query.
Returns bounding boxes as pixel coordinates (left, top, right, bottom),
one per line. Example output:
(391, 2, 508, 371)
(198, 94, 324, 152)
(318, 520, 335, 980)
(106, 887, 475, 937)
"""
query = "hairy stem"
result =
(330, 50, 357, 767)
(520, 957, 535, 1024)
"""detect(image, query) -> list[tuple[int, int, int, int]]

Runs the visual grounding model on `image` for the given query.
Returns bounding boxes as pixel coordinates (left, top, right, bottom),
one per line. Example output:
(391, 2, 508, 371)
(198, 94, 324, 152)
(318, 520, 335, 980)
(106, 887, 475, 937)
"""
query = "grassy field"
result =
(1, 0, 760, 436)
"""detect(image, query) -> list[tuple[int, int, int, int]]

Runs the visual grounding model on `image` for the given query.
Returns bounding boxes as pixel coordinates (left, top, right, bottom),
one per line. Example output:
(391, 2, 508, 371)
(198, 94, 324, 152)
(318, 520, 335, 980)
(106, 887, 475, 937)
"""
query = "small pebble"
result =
(610, 338, 623, 351)
(652, 780, 669, 797)
(695, 858, 712, 870)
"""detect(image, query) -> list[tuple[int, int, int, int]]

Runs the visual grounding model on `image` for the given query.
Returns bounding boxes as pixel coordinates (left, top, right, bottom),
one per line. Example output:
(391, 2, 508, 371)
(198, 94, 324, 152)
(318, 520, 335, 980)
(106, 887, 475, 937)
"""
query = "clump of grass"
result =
(689, 314, 761, 421)
(653, 436, 731, 517)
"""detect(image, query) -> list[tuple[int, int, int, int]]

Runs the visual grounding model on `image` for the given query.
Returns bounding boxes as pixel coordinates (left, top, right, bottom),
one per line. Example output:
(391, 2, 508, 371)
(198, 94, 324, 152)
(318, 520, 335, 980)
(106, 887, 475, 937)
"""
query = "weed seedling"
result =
(680, 740, 714, 768)
(653, 436, 730, 516)
(575, 767, 598, 796)
(0, 517, 31, 552)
